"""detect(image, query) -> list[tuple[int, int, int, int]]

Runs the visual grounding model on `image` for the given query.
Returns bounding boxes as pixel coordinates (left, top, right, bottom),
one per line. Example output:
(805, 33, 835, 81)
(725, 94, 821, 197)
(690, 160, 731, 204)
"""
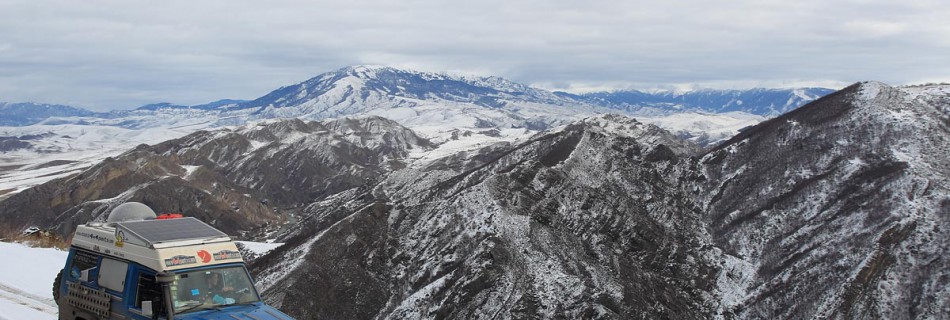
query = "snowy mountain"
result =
(236, 65, 572, 111)
(0, 124, 204, 200)
(221, 65, 604, 132)
(695, 81, 950, 318)
(245, 82, 948, 319)
(559, 87, 835, 116)
(637, 111, 767, 146)
(1, 66, 803, 198)
(0, 81, 947, 318)
(134, 99, 247, 111)
(0, 116, 432, 238)
(0, 102, 103, 126)
(250, 114, 713, 319)
(1, 66, 832, 132)
(0, 67, 834, 150)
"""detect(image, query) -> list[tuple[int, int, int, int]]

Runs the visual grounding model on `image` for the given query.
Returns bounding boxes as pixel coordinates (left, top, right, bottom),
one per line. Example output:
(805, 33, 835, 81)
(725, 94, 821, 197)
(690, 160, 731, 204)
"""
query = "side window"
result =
(68, 250, 99, 281)
(98, 258, 128, 293)
(136, 273, 165, 315)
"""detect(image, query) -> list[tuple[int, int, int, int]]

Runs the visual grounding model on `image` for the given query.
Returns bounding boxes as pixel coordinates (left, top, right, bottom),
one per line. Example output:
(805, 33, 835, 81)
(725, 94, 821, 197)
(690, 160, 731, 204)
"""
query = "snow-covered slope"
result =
(2, 81, 947, 318)
(0, 117, 432, 240)
(0, 66, 834, 163)
(697, 81, 950, 318)
(637, 111, 766, 146)
(0, 124, 206, 200)
(0, 241, 66, 320)
(1, 65, 786, 199)
(229, 65, 606, 131)
(243, 82, 949, 319)
(251, 114, 712, 319)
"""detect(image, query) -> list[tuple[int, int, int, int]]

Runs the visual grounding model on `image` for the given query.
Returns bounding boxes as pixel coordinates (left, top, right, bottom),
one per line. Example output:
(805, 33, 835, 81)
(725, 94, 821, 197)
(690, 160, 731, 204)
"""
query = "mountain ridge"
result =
(560, 86, 836, 116)
(695, 81, 950, 318)
(239, 81, 949, 319)
(1, 80, 948, 318)
(1, 65, 835, 124)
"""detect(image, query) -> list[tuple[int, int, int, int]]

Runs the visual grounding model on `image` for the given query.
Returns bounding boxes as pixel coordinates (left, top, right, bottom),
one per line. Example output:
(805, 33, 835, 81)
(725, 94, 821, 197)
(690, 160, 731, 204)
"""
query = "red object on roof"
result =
(156, 213, 184, 220)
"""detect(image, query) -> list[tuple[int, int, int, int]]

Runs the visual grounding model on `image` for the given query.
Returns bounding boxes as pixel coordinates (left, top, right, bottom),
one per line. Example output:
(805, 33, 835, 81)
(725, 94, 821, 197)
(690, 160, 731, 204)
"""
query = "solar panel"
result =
(117, 217, 228, 245)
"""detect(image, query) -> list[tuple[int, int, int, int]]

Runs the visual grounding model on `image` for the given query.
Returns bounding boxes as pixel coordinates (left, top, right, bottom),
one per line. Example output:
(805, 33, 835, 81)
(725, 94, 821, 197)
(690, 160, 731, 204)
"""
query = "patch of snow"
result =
(847, 157, 867, 167)
(891, 149, 914, 164)
(247, 139, 270, 151)
(409, 127, 529, 164)
(793, 88, 812, 101)
(0, 297, 55, 320)
(389, 272, 451, 317)
(180, 165, 201, 179)
(715, 252, 756, 316)
(0, 124, 199, 196)
(235, 241, 284, 256)
(636, 112, 766, 144)
(858, 81, 885, 101)
(0, 241, 67, 320)
(843, 157, 867, 176)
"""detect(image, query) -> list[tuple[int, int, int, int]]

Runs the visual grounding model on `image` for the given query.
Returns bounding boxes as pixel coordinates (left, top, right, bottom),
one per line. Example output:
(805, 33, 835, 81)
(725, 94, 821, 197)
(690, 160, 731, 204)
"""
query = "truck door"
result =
(59, 249, 105, 320)
(128, 267, 166, 320)
(60, 251, 130, 320)
(97, 257, 131, 319)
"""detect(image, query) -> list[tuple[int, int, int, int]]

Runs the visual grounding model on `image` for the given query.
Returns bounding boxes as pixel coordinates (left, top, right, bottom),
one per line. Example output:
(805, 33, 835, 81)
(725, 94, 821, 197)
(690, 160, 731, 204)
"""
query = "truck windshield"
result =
(170, 265, 261, 314)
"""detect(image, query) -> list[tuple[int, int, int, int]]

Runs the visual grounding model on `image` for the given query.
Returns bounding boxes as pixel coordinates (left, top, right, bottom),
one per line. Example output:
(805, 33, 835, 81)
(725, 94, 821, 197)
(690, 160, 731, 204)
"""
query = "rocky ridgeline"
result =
(1, 82, 947, 319)
(0, 116, 432, 239)
(249, 82, 949, 319)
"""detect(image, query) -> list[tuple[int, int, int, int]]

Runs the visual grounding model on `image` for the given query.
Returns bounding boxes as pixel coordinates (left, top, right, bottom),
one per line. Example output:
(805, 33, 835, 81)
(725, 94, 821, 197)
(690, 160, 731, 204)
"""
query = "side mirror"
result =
(141, 301, 153, 317)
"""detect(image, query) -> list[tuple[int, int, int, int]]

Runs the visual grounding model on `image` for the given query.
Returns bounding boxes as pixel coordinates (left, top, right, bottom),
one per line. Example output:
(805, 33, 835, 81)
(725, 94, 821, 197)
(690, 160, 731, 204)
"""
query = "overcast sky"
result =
(1, 0, 948, 111)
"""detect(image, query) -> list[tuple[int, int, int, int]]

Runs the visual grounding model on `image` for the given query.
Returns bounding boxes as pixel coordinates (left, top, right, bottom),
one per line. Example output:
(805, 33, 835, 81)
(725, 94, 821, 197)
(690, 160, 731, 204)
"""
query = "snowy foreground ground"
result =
(0, 241, 66, 320)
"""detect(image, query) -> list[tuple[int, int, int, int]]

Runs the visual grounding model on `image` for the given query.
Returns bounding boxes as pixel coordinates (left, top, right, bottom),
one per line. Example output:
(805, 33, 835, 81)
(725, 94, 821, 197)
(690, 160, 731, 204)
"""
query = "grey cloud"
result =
(0, 0, 947, 111)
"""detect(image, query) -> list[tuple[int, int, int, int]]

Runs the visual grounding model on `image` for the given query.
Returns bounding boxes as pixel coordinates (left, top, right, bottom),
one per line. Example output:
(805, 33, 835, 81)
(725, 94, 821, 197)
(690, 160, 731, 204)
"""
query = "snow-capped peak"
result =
(345, 64, 390, 72)
(855, 80, 889, 102)
(339, 64, 396, 80)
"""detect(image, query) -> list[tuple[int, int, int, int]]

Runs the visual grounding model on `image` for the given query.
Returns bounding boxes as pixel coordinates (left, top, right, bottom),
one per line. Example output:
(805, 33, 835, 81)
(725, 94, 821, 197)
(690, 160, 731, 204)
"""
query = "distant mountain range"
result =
(134, 99, 248, 111)
(558, 87, 835, 116)
(0, 102, 104, 126)
(0, 66, 831, 198)
(0, 65, 833, 127)
(232, 65, 572, 112)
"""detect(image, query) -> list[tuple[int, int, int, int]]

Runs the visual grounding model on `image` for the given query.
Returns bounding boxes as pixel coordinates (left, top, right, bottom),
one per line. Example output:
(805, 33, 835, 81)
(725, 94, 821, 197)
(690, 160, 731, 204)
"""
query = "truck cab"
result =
(55, 202, 293, 320)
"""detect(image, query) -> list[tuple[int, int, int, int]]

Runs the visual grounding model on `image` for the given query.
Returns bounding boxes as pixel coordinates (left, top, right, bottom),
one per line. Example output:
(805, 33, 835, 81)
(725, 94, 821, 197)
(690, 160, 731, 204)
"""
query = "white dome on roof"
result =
(107, 202, 157, 223)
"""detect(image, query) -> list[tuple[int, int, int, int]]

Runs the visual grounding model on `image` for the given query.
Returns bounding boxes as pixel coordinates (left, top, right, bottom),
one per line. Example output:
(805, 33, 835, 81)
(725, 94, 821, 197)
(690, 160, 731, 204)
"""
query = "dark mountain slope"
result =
(0, 116, 432, 239)
(696, 82, 950, 319)
(3, 79, 947, 319)
(251, 115, 720, 319)
(248, 82, 950, 319)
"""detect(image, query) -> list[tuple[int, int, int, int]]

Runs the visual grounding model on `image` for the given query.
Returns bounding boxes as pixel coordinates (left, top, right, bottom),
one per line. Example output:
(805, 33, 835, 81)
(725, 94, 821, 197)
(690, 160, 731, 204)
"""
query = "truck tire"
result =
(53, 268, 63, 304)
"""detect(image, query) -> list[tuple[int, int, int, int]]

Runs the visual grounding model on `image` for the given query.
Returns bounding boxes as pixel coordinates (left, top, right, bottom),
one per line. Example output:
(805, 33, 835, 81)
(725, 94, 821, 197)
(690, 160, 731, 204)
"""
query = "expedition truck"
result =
(54, 202, 293, 320)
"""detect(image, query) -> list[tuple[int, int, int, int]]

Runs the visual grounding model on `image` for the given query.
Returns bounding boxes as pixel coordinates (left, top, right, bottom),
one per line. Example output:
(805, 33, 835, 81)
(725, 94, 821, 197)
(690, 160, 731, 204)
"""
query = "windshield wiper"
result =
(176, 301, 206, 314)
(211, 301, 258, 311)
